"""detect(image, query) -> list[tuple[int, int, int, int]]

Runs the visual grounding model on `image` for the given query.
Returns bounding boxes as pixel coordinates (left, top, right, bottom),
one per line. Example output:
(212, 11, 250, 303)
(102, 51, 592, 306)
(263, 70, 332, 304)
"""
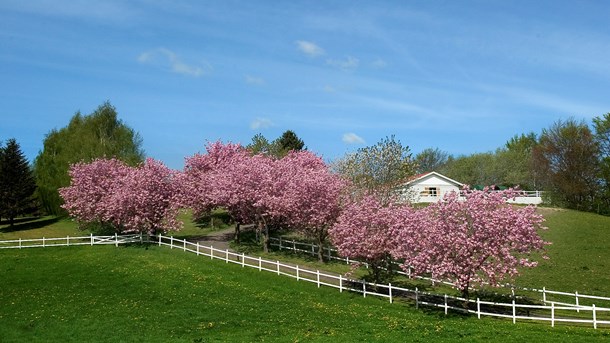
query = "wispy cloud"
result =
(342, 133, 365, 144)
(138, 48, 211, 77)
(371, 58, 388, 69)
(327, 56, 359, 70)
(250, 117, 274, 130)
(296, 40, 325, 57)
(245, 75, 265, 86)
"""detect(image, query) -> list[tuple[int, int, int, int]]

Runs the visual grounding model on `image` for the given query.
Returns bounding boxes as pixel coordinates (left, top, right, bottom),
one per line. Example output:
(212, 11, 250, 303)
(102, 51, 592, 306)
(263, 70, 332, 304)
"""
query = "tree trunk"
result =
(316, 235, 325, 263)
(263, 223, 269, 253)
(234, 222, 241, 243)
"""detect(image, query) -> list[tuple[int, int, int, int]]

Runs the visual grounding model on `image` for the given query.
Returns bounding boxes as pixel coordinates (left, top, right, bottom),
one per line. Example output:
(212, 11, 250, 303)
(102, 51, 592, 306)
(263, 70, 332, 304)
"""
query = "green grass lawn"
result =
(515, 208, 610, 296)
(1, 245, 608, 342)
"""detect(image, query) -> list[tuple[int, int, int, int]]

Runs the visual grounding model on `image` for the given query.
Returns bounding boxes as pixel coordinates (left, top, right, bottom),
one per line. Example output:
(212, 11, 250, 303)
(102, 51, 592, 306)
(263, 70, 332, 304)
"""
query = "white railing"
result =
(1, 233, 609, 329)
(269, 236, 610, 309)
(155, 234, 610, 329)
(0, 233, 144, 249)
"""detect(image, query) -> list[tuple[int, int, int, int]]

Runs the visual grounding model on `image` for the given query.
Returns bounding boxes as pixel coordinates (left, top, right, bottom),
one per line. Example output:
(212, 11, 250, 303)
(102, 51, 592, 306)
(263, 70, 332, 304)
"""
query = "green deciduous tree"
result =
(440, 152, 500, 188)
(496, 132, 538, 190)
(34, 102, 145, 215)
(414, 147, 449, 174)
(532, 118, 600, 211)
(0, 139, 38, 226)
(593, 113, 610, 213)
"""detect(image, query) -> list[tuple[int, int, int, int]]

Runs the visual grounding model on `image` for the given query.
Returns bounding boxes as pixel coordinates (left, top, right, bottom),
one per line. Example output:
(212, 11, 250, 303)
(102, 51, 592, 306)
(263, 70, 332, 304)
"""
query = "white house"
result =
(398, 171, 463, 203)
(397, 171, 543, 205)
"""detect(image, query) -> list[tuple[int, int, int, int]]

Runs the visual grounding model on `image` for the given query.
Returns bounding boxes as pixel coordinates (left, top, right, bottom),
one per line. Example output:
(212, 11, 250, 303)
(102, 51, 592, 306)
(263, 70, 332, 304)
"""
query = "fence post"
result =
(170, 236, 174, 249)
(115, 233, 118, 247)
(226, 249, 229, 263)
(183, 239, 186, 251)
(389, 283, 393, 303)
(512, 300, 516, 324)
(242, 253, 245, 267)
(279, 237, 282, 250)
(551, 303, 555, 327)
(311, 243, 315, 255)
(543, 287, 546, 303)
(327, 247, 331, 261)
(258, 257, 262, 271)
(593, 304, 597, 329)
(415, 287, 419, 309)
(296, 265, 300, 281)
(211, 245, 214, 259)
(196, 242, 200, 256)
(317, 270, 320, 288)
(158, 235, 161, 246)
(91, 233, 93, 246)
(43, 237, 45, 247)
(293, 241, 296, 252)
(277, 261, 280, 275)
(346, 256, 349, 265)
(444, 294, 448, 315)
(140, 232, 143, 243)
(339, 275, 343, 293)
(67, 236, 69, 246)
(363, 281, 366, 298)
(19, 238, 22, 249)
(575, 291, 580, 313)
(477, 298, 481, 319)
(408, 267, 411, 279)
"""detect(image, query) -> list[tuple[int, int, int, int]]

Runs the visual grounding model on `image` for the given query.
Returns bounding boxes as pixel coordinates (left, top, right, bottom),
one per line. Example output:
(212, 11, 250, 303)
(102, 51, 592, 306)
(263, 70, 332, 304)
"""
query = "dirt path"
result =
(190, 227, 236, 251)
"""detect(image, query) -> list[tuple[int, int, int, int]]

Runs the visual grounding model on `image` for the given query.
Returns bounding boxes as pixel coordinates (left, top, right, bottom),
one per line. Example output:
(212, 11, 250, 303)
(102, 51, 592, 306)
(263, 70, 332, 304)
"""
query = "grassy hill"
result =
(515, 208, 610, 295)
(1, 245, 608, 342)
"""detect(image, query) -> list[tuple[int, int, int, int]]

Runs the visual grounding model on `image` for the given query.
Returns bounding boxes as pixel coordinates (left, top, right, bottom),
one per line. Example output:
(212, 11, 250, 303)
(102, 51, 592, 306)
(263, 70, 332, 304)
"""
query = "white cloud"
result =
(296, 40, 325, 57)
(342, 133, 365, 144)
(137, 48, 211, 77)
(327, 56, 359, 70)
(250, 117, 274, 130)
(323, 85, 336, 93)
(371, 58, 387, 69)
(245, 75, 265, 86)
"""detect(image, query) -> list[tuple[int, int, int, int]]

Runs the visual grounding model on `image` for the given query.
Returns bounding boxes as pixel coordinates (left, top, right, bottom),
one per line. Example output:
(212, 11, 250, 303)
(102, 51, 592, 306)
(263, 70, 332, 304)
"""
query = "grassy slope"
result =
(1, 245, 607, 342)
(516, 208, 610, 296)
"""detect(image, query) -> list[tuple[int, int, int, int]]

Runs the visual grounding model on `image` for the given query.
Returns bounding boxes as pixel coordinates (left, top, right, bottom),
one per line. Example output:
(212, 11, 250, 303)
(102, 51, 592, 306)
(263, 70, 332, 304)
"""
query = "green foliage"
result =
(0, 246, 606, 342)
(593, 113, 610, 213)
(333, 135, 416, 201)
(440, 152, 500, 187)
(415, 147, 449, 174)
(246, 130, 305, 158)
(33, 102, 145, 215)
(0, 139, 38, 225)
(532, 118, 600, 211)
(496, 132, 538, 190)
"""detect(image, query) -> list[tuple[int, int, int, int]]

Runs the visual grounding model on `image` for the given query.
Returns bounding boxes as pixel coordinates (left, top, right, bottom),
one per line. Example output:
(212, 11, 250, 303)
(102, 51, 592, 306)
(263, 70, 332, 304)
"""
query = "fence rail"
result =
(1, 233, 609, 329)
(0, 233, 144, 249)
(269, 236, 610, 309)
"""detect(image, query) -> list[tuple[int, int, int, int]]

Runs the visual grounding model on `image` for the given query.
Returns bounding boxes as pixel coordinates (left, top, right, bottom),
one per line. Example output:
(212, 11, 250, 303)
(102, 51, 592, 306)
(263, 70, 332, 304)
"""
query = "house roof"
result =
(404, 171, 464, 187)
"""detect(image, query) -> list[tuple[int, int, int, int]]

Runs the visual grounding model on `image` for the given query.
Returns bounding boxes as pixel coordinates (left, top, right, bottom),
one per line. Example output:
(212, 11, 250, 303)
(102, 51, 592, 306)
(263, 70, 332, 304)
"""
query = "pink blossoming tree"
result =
(60, 158, 181, 234)
(393, 187, 549, 297)
(275, 151, 348, 262)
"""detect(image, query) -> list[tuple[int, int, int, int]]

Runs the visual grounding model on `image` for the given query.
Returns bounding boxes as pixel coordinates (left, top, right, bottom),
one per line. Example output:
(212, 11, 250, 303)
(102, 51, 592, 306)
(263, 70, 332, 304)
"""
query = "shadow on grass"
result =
(0, 217, 60, 233)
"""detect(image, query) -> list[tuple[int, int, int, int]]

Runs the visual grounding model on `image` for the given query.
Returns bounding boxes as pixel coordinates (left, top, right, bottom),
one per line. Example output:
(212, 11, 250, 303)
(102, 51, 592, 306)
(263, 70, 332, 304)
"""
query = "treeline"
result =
(417, 114, 610, 214)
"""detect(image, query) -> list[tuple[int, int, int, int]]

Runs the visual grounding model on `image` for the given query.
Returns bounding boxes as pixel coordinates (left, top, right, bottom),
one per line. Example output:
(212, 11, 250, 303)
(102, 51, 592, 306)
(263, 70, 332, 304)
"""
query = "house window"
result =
(421, 187, 438, 197)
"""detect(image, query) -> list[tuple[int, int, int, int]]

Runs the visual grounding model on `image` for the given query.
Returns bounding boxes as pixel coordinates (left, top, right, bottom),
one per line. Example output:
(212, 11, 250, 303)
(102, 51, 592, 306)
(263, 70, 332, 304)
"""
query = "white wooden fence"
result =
(0, 233, 144, 249)
(1, 233, 609, 329)
(270, 236, 610, 312)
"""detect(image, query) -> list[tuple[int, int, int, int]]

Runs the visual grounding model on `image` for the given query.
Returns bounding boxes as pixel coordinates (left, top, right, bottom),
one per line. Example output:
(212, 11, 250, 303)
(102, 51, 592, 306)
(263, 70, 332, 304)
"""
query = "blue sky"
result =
(1, 1, 609, 170)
